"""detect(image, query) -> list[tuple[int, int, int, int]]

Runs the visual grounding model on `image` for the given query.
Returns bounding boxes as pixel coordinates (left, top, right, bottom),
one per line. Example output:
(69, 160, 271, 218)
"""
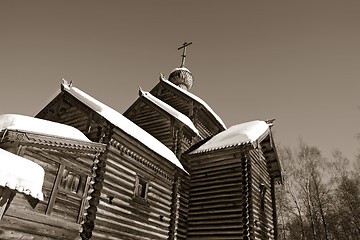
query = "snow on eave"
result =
(0, 114, 91, 142)
(190, 120, 270, 155)
(139, 89, 200, 136)
(0, 148, 44, 200)
(160, 77, 227, 130)
(60, 82, 187, 173)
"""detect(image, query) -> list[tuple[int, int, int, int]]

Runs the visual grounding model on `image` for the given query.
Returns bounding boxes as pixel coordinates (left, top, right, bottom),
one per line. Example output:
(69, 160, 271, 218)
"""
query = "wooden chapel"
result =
(0, 43, 282, 240)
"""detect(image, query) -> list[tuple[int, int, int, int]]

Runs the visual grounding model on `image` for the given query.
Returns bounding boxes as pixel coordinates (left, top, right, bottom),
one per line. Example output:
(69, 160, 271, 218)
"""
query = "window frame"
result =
(259, 183, 267, 212)
(45, 160, 91, 224)
(133, 175, 149, 205)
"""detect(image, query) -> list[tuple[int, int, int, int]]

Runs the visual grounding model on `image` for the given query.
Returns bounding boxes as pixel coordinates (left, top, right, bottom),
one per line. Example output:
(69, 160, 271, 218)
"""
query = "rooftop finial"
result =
(178, 42, 192, 68)
(138, 86, 145, 97)
(265, 118, 276, 127)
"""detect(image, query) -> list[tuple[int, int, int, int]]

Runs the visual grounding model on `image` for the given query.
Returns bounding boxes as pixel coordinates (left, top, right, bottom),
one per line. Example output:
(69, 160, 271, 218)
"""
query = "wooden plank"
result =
(94, 214, 168, 240)
(77, 175, 91, 223)
(46, 164, 64, 215)
(2, 207, 81, 234)
(187, 149, 249, 239)
(248, 149, 275, 240)
(0, 214, 81, 239)
(191, 162, 242, 175)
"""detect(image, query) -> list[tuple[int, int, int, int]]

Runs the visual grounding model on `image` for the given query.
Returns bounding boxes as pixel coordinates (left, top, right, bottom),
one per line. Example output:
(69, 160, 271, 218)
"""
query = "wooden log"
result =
(94, 214, 168, 239)
(0, 208, 81, 239)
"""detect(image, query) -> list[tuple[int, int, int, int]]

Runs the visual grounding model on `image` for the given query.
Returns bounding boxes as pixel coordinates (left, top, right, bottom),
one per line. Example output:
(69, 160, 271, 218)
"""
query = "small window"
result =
(59, 168, 85, 195)
(260, 183, 267, 211)
(134, 175, 148, 200)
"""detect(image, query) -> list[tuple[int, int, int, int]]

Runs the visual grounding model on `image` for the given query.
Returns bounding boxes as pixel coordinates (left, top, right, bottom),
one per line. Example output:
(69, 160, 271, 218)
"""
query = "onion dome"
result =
(168, 67, 194, 91)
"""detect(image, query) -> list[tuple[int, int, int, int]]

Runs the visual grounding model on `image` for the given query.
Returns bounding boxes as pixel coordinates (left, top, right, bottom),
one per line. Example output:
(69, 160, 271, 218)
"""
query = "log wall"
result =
(248, 149, 275, 240)
(176, 173, 190, 240)
(186, 146, 277, 240)
(168, 171, 190, 240)
(187, 148, 249, 240)
(90, 133, 176, 240)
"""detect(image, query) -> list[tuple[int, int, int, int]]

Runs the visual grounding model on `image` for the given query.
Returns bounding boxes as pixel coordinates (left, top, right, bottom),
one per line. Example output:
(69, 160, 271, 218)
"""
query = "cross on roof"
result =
(178, 42, 192, 68)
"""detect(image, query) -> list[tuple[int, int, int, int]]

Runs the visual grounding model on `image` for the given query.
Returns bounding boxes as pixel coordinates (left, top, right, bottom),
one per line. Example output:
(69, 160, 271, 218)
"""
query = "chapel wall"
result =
(90, 131, 176, 240)
(186, 148, 249, 239)
(248, 149, 276, 240)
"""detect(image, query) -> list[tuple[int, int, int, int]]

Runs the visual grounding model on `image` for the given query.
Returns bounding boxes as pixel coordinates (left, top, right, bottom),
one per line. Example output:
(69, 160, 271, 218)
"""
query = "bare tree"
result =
(328, 151, 360, 240)
(277, 142, 331, 240)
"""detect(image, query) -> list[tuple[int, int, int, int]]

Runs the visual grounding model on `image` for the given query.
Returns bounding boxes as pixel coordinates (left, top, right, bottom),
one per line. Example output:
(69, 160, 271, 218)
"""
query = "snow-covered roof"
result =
(139, 89, 200, 136)
(0, 148, 44, 200)
(190, 120, 270, 154)
(160, 78, 227, 130)
(0, 114, 91, 142)
(61, 82, 186, 173)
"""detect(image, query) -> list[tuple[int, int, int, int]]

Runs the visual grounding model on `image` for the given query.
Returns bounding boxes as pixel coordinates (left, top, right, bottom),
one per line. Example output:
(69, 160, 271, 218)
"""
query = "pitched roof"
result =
(139, 89, 200, 136)
(0, 114, 91, 142)
(160, 77, 227, 130)
(0, 148, 44, 200)
(190, 120, 270, 154)
(61, 82, 186, 173)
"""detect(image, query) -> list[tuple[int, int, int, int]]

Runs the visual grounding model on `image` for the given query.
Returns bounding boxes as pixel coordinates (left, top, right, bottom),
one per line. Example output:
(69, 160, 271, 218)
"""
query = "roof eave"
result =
(0, 129, 107, 153)
(189, 141, 254, 155)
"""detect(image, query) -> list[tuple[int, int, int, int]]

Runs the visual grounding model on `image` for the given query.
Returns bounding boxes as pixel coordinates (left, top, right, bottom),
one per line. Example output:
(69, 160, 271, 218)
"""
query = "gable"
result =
(149, 74, 226, 139)
(125, 89, 199, 136)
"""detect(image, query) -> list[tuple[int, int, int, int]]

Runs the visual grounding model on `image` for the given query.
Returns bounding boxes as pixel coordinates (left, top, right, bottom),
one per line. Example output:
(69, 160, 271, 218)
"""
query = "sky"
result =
(1, 1, 359, 160)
